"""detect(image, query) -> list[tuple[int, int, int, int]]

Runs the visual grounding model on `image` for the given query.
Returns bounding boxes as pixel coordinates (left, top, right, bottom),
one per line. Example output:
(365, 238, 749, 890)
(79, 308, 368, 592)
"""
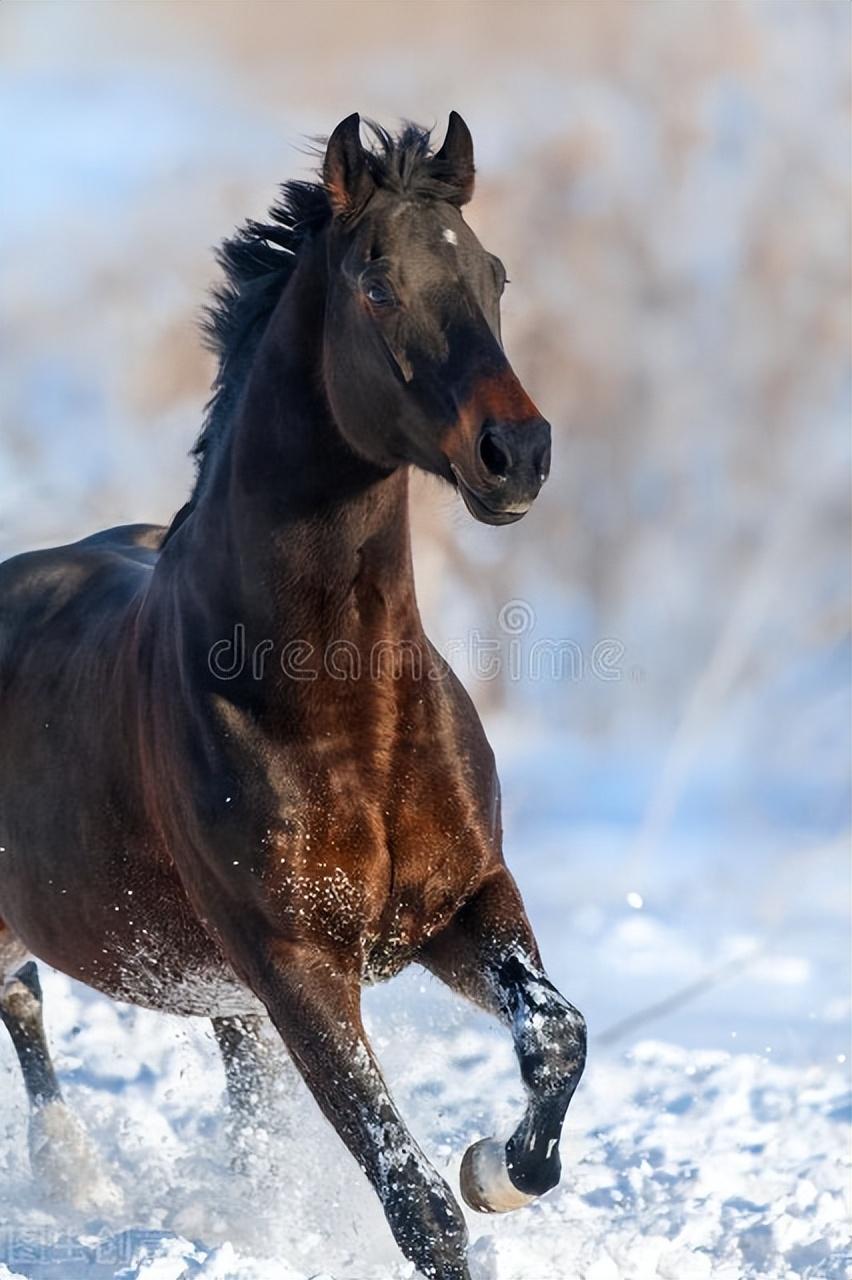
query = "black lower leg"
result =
(212, 1014, 275, 1114)
(498, 954, 586, 1197)
(0, 962, 62, 1109)
(421, 871, 586, 1211)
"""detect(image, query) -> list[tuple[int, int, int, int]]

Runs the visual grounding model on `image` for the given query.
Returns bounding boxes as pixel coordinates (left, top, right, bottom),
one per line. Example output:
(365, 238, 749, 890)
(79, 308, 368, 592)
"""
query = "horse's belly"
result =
(64, 888, 264, 1019)
(16, 907, 262, 1019)
(0, 832, 262, 1019)
(102, 946, 265, 1019)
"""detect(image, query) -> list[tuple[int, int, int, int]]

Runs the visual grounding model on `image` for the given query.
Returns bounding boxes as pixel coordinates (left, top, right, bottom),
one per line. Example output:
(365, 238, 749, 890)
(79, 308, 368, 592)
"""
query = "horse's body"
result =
(0, 495, 496, 1016)
(0, 116, 585, 1280)
(0, 521, 239, 1018)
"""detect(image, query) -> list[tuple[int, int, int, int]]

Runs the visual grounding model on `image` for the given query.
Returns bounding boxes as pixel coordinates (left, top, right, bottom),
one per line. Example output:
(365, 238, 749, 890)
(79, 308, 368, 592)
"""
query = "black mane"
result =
(189, 121, 442, 501)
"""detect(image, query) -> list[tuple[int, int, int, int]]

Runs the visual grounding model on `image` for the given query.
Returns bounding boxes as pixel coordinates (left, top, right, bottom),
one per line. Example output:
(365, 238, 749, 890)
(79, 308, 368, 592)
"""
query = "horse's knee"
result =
(0, 961, 64, 1109)
(0, 924, 28, 982)
(1, 962, 41, 1028)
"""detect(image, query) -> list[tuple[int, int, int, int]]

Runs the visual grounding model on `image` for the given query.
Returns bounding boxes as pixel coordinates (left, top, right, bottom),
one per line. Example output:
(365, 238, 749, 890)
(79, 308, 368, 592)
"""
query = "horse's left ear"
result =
(429, 111, 475, 206)
(324, 113, 374, 219)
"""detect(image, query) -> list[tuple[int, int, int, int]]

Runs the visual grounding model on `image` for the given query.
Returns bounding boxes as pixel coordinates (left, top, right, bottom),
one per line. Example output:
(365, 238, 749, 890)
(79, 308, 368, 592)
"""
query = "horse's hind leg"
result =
(0, 961, 63, 1110)
(421, 868, 587, 1214)
(0, 953, 121, 1214)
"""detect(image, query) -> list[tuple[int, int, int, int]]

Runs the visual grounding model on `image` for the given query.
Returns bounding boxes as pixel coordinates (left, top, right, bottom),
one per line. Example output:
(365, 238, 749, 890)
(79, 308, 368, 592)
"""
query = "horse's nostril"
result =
(479, 427, 512, 480)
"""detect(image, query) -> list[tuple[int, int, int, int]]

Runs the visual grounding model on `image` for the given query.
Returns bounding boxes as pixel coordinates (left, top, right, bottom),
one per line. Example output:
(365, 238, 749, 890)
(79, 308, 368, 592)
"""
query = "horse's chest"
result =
(204, 674, 501, 973)
(260, 748, 497, 974)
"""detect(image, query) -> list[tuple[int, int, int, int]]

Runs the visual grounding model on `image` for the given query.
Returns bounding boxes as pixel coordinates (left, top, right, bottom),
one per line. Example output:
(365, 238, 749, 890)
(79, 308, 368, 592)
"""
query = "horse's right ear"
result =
(323, 113, 374, 219)
(429, 111, 475, 206)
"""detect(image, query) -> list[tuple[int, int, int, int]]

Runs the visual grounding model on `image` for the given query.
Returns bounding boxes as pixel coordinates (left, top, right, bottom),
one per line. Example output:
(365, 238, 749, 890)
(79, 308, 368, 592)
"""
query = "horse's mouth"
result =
(450, 464, 531, 526)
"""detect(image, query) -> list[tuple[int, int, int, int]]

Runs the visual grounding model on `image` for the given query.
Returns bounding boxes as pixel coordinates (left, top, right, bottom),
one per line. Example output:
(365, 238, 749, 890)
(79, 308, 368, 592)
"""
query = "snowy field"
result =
(0, 1006, 849, 1280)
(1, 2, 850, 1277)
(1, 729, 849, 1280)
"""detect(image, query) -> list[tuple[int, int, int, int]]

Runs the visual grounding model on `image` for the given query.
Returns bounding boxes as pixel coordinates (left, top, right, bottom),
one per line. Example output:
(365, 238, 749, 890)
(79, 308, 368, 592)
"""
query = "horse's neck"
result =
(177, 245, 417, 646)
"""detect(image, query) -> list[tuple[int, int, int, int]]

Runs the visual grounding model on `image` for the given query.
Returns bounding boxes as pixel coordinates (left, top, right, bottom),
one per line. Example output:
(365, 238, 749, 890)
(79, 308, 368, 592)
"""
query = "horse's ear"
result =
(429, 111, 475, 206)
(324, 113, 374, 219)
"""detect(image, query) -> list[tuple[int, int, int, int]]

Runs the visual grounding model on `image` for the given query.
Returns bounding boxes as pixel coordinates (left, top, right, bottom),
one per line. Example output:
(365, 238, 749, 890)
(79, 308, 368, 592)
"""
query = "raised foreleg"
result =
(421, 869, 586, 1213)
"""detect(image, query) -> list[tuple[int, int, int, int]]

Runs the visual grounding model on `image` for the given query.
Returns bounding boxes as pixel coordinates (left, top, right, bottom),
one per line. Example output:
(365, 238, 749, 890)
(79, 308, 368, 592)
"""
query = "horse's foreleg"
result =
(232, 937, 471, 1280)
(421, 869, 587, 1215)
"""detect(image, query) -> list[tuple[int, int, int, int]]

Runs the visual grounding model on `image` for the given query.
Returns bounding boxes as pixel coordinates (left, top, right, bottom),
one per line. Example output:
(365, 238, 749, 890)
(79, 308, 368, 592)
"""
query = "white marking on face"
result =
(546, 1137, 558, 1160)
(443, 228, 458, 246)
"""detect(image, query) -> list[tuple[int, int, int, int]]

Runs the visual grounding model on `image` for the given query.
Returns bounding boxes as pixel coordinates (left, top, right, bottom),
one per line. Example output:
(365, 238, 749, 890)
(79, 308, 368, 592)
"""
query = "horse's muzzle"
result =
(450, 417, 551, 525)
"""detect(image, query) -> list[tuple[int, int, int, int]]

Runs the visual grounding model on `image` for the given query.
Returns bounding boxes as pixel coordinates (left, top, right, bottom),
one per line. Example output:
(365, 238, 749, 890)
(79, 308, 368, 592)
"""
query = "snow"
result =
(1, 732, 848, 1279)
(1, 2, 849, 1276)
(0, 990, 849, 1279)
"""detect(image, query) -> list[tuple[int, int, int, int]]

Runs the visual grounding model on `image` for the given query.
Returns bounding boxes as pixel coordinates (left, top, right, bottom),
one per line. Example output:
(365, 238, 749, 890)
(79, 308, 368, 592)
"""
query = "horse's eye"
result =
(364, 279, 396, 308)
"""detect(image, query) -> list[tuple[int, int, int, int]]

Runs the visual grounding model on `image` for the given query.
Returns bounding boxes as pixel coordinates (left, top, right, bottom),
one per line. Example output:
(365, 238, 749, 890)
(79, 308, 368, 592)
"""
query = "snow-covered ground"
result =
(1, 3, 849, 1277)
(0, 1011, 849, 1280)
(1, 731, 849, 1280)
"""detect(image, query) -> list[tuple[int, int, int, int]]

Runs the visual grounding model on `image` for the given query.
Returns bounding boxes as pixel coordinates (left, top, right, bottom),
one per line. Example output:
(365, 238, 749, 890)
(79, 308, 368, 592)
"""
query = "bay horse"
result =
(0, 114, 586, 1279)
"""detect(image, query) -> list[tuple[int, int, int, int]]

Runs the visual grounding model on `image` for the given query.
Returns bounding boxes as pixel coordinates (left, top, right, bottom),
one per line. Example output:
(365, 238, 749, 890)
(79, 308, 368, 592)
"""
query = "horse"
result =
(0, 113, 586, 1280)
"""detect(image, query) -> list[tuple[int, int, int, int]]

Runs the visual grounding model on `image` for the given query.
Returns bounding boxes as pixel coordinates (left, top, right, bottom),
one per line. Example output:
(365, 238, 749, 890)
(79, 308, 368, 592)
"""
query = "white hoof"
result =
(29, 1101, 122, 1215)
(460, 1138, 536, 1215)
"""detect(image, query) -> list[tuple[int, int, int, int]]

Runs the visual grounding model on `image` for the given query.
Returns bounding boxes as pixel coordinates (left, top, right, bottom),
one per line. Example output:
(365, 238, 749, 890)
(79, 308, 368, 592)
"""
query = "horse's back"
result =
(0, 523, 165, 674)
(0, 519, 165, 853)
(72, 522, 166, 554)
(0, 521, 164, 599)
